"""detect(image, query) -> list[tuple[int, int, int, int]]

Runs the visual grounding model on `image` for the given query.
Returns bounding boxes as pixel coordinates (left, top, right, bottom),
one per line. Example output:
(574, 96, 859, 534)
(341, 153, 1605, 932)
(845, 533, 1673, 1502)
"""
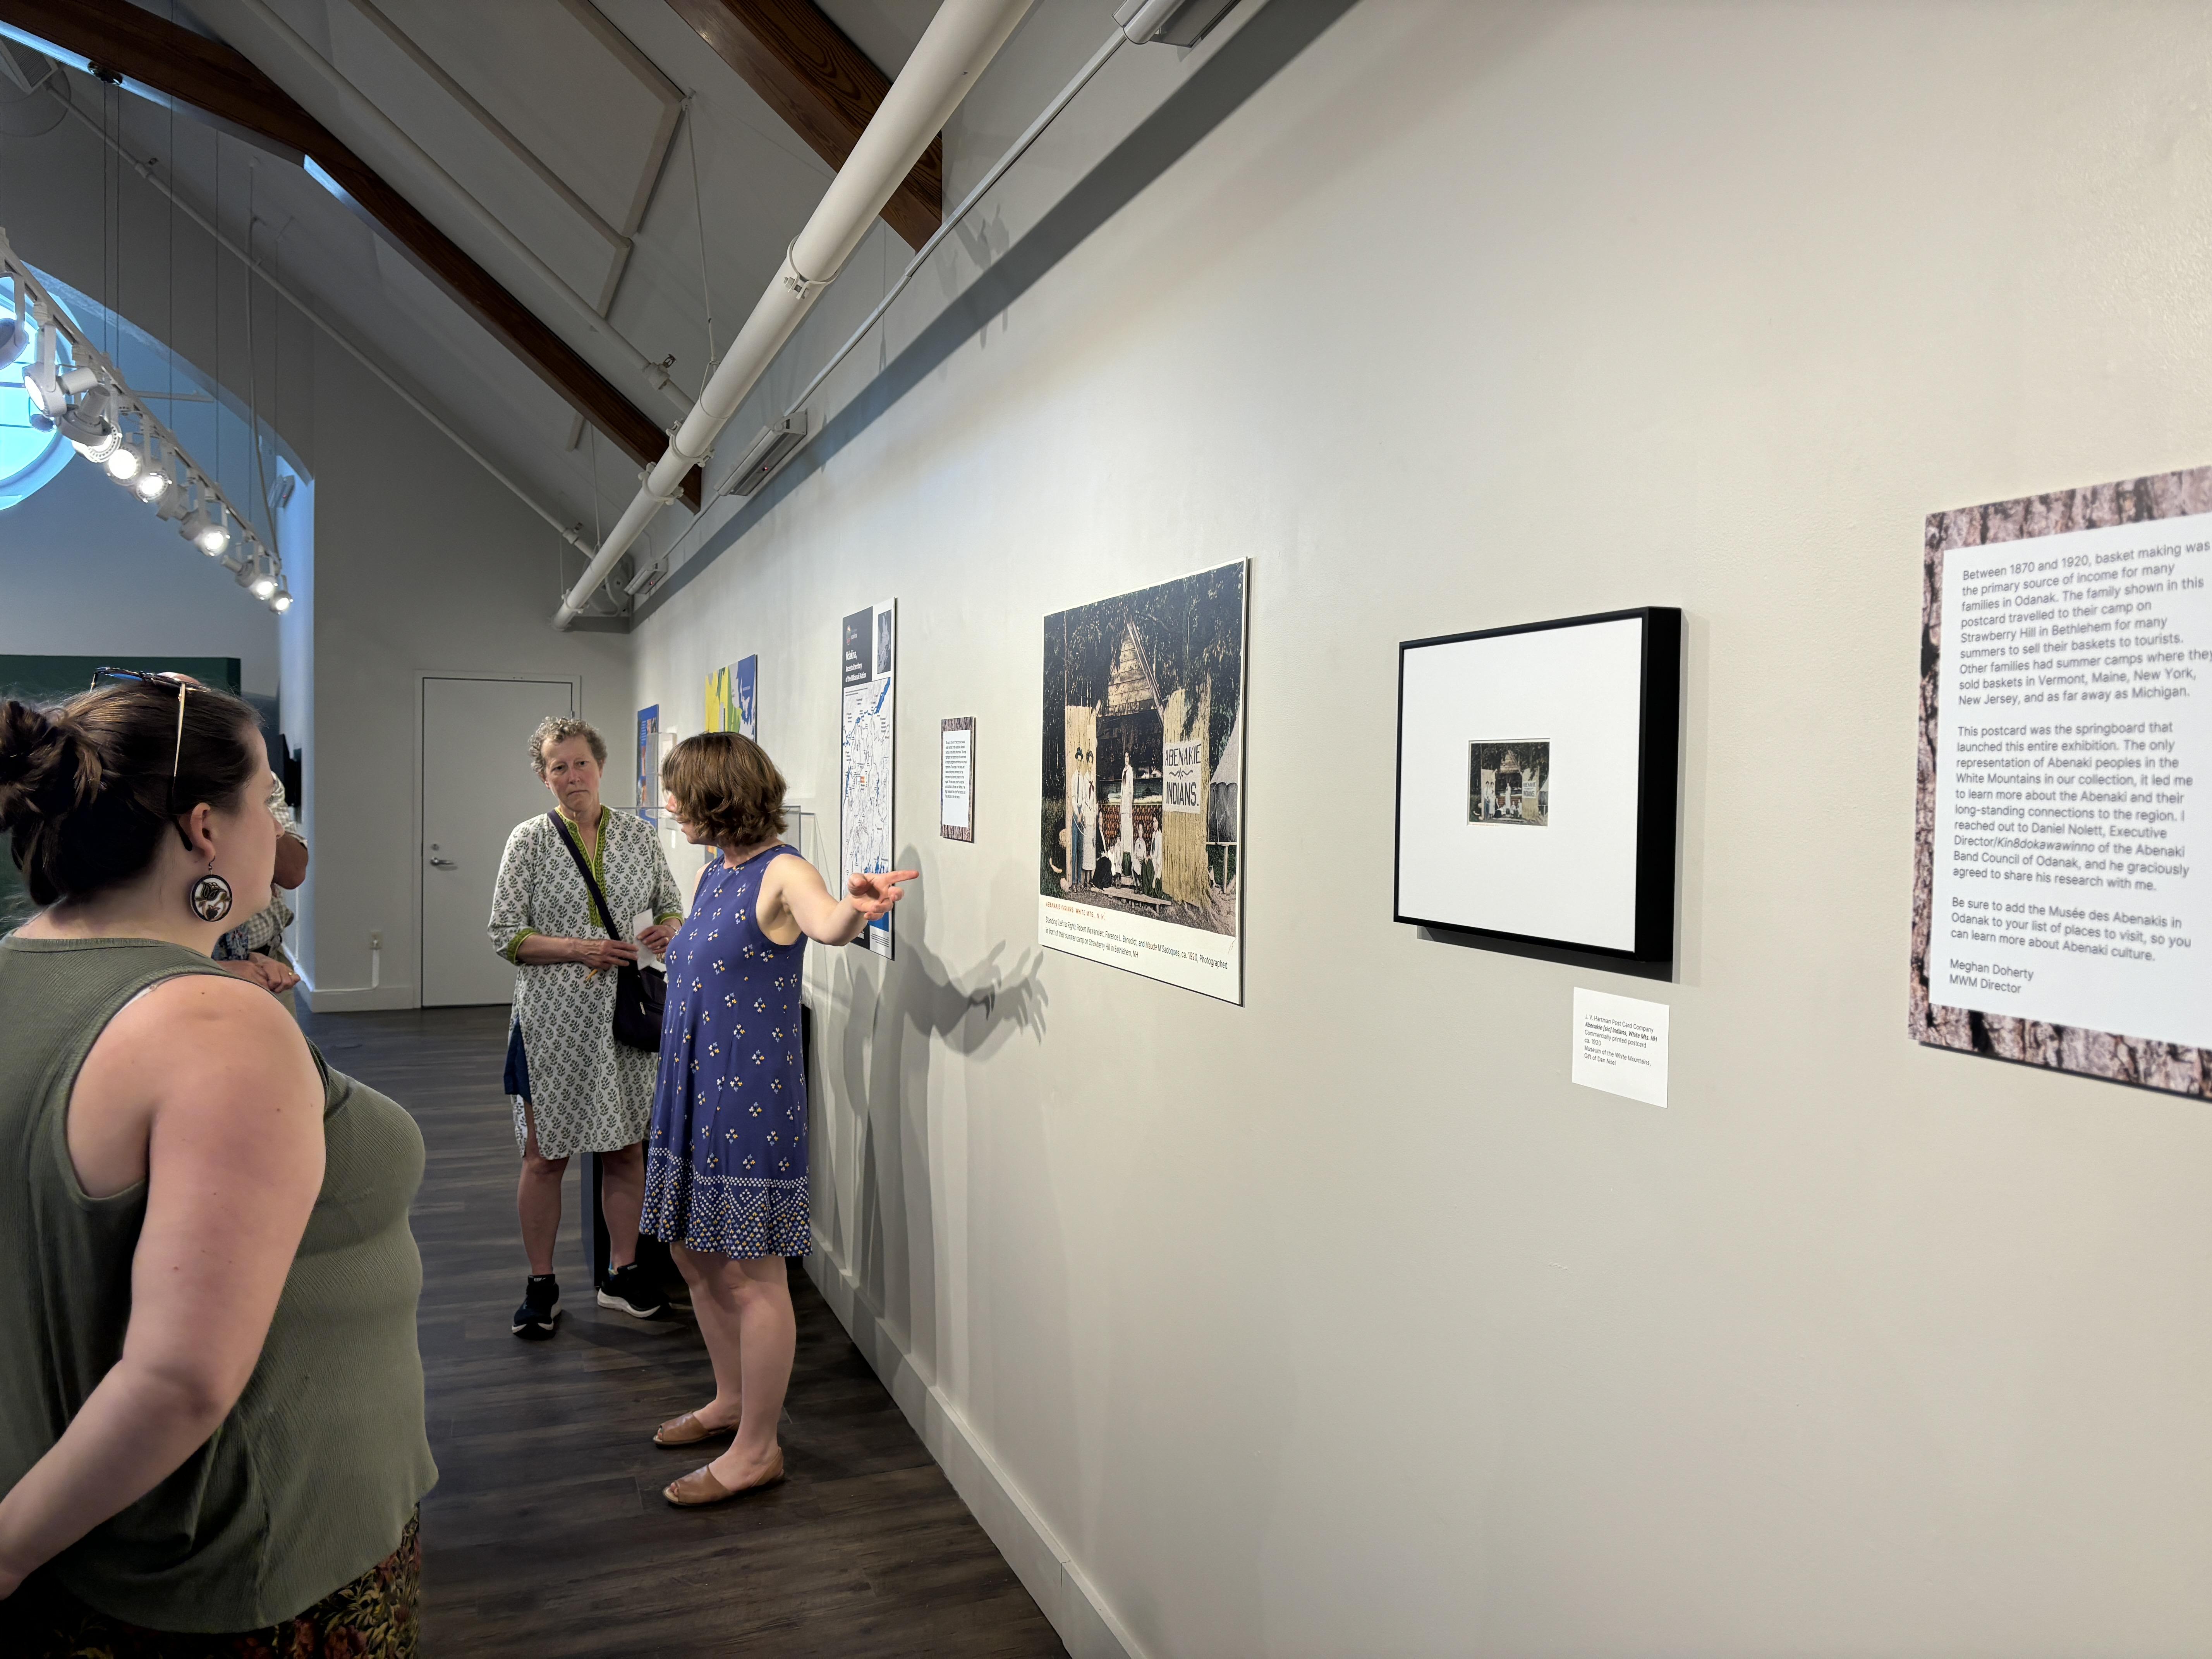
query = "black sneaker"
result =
(597, 1261, 668, 1319)
(512, 1274, 560, 1339)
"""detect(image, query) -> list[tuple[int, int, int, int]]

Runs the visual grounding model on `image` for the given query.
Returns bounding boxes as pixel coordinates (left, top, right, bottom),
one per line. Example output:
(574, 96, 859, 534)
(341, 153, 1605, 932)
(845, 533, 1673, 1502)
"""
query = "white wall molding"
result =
(806, 1239, 1148, 1659)
(296, 981, 419, 1013)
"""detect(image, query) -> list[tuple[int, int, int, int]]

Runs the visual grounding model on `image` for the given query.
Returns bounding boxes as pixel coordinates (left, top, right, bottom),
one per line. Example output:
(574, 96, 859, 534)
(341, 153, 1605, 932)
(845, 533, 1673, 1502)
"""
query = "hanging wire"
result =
(246, 164, 275, 558)
(684, 97, 715, 375)
(582, 425, 609, 613)
(165, 47, 175, 420)
(212, 115, 221, 510)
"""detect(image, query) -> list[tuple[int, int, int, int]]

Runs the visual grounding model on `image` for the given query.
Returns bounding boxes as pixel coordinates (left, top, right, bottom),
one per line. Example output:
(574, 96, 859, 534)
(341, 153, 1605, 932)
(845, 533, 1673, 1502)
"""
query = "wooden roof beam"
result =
(664, 0, 943, 251)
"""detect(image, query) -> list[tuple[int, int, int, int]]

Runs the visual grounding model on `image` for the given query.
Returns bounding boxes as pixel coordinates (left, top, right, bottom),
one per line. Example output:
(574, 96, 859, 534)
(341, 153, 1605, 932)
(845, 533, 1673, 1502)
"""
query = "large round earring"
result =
(189, 870, 235, 924)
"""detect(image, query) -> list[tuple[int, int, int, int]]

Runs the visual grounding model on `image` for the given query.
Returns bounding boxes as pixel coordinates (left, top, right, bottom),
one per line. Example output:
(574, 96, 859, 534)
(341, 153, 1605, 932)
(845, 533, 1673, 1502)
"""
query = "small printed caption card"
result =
(1572, 988, 1669, 1107)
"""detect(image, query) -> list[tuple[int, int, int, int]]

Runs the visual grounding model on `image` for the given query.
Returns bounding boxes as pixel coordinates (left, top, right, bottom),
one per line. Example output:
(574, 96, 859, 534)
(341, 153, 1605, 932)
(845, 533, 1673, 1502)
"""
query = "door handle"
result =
(429, 856, 457, 868)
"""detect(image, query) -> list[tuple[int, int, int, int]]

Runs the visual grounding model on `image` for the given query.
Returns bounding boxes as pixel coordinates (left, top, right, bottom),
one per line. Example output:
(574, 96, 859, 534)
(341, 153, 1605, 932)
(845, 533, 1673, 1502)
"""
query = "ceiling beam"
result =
(665, 0, 942, 251)
(0, 0, 702, 511)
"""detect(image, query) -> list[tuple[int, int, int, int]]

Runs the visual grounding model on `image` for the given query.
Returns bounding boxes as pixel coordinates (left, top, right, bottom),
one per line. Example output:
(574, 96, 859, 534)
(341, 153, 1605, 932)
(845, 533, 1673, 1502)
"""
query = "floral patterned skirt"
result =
(6, 1513, 419, 1659)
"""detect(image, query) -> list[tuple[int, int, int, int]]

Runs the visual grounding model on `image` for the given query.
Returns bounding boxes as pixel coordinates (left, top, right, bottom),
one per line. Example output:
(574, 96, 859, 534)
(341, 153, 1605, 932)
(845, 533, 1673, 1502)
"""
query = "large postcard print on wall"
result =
(1914, 466, 2212, 1097)
(705, 655, 758, 740)
(841, 602, 896, 959)
(1040, 561, 1246, 1003)
(1394, 609, 1680, 966)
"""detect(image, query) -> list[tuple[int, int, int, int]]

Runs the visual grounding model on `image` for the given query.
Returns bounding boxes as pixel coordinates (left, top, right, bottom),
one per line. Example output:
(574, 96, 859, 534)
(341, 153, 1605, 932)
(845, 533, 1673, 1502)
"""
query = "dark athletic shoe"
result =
(597, 1262, 668, 1319)
(512, 1274, 560, 1339)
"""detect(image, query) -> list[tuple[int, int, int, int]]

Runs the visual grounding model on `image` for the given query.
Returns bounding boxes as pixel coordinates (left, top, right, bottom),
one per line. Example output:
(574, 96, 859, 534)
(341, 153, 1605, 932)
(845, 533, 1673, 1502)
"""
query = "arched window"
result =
(0, 292, 67, 511)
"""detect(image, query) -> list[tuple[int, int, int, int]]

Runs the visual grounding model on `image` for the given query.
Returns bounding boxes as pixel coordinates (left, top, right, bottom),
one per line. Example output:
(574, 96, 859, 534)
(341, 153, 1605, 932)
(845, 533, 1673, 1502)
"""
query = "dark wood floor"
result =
(301, 1006, 1063, 1659)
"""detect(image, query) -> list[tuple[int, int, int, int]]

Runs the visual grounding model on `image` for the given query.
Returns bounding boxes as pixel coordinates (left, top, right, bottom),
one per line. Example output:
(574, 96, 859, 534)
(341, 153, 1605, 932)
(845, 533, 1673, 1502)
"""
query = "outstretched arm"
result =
(762, 854, 917, 947)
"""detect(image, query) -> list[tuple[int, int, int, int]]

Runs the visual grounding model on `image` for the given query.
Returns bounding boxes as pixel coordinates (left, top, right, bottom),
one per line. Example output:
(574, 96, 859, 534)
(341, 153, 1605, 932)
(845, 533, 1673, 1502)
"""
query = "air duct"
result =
(552, 0, 1034, 628)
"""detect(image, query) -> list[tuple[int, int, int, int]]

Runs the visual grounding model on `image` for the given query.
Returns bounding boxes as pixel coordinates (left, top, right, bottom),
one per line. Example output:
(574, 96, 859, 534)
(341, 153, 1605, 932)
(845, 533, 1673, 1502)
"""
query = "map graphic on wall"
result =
(1470, 740, 1549, 825)
(636, 704, 659, 824)
(705, 655, 758, 740)
(1040, 560, 1246, 1003)
(841, 601, 896, 959)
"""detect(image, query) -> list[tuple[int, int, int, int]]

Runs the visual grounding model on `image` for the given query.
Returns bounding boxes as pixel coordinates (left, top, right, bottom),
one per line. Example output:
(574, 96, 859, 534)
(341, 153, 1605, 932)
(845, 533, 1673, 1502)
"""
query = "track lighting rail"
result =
(0, 228, 293, 611)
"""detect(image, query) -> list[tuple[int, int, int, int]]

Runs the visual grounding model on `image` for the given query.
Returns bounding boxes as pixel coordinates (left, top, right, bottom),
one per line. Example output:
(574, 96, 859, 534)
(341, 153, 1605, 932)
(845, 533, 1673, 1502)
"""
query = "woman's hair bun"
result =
(0, 699, 103, 831)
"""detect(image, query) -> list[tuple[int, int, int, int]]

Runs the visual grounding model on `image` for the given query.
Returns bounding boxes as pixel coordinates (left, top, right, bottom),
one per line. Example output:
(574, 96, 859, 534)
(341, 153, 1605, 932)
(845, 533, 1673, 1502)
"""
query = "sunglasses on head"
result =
(90, 666, 192, 819)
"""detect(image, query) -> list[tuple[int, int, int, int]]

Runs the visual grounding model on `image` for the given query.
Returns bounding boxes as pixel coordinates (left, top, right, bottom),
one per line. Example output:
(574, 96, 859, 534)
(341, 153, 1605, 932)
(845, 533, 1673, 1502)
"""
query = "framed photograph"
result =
(1913, 465, 2212, 1097)
(1393, 608, 1680, 968)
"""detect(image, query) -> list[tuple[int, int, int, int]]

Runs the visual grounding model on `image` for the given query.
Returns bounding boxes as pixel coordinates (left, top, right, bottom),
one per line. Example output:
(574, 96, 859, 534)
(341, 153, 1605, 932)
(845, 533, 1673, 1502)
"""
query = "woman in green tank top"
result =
(0, 675, 435, 1654)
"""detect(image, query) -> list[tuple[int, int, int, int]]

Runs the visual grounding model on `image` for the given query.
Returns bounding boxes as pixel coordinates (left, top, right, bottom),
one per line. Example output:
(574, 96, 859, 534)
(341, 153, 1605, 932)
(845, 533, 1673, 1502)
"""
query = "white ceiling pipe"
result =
(552, 0, 1034, 629)
(209, 0, 694, 415)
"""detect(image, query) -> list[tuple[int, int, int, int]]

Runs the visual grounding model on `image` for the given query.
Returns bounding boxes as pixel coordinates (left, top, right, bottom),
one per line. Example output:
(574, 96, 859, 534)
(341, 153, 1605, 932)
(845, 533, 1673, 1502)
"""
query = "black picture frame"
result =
(1393, 606, 1682, 976)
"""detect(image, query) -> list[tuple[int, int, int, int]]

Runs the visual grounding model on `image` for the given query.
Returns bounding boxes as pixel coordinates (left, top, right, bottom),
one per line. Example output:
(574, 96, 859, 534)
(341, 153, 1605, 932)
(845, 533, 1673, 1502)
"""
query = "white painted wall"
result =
(0, 452, 279, 692)
(295, 333, 630, 1007)
(633, 4, 2212, 1655)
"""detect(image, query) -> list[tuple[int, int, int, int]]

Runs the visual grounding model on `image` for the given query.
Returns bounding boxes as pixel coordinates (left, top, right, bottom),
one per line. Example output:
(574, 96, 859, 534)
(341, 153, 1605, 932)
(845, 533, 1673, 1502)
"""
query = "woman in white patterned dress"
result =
(486, 716, 682, 1339)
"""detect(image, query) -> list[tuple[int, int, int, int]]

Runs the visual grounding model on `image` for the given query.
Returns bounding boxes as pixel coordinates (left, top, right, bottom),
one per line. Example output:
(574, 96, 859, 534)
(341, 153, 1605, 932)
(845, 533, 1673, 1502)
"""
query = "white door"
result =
(421, 677, 576, 1006)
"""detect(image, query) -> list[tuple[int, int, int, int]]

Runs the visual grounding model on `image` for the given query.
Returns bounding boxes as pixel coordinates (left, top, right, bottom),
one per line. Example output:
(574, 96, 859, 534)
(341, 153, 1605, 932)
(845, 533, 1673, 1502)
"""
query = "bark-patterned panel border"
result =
(1913, 465, 2212, 1096)
(940, 716, 975, 843)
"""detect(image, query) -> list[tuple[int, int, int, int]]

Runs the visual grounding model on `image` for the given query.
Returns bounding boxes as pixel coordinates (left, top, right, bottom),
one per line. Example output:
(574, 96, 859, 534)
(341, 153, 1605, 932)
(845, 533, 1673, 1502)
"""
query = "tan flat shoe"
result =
(653, 1410, 738, 1447)
(663, 1448, 785, 1507)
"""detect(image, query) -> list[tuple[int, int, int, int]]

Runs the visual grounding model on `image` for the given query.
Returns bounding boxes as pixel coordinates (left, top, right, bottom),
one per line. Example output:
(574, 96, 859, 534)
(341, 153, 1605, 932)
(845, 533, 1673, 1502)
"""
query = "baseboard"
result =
(295, 982, 418, 1013)
(806, 1242, 1147, 1659)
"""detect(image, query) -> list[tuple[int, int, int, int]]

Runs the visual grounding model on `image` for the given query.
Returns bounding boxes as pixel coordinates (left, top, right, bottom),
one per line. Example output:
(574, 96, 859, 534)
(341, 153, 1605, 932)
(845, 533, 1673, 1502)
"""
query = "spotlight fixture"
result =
(133, 434, 172, 501)
(181, 500, 230, 557)
(105, 432, 144, 483)
(69, 422, 118, 464)
(23, 358, 59, 420)
(3, 234, 278, 620)
(49, 371, 118, 459)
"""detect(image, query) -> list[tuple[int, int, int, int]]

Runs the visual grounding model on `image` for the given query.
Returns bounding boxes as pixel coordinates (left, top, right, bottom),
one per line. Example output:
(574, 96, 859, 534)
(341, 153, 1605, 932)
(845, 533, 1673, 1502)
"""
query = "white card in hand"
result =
(632, 910, 663, 970)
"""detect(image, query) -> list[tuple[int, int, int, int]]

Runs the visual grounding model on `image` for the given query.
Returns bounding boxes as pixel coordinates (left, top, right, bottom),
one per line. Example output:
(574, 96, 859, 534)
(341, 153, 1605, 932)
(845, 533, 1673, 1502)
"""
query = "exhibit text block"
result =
(941, 719, 974, 837)
(1572, 988, 1669, 1106)
(1930, 514, 2212, 1047)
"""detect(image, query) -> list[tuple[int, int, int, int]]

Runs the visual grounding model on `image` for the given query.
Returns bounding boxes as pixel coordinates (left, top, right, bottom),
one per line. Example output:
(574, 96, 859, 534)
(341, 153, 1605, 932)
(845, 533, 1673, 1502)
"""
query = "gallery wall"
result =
(632, 3, 2212, 1655)
(294, 337, 630, 1008)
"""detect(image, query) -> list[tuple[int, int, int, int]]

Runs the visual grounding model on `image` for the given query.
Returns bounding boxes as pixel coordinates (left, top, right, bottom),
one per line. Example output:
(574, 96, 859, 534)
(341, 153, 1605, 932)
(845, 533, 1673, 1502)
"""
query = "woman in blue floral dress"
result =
(642, 733, 915, 1508)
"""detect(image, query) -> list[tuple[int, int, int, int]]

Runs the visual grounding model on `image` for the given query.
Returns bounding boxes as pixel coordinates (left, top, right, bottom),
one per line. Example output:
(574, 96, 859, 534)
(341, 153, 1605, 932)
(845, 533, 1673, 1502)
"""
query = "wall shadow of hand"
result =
(948, 941, 1050, 1050)
(888, 843, 1048, 1056)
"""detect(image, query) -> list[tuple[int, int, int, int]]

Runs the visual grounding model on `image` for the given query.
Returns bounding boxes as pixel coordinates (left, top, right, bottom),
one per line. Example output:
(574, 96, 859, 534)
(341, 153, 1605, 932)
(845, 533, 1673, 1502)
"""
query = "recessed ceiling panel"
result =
(322, 0, 624, 311)
(370, 0, 676, 238)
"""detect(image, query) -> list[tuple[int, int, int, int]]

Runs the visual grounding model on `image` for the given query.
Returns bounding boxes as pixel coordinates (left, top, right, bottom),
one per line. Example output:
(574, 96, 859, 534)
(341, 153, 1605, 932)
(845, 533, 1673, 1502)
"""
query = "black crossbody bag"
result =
(548, 811, 666, 1051)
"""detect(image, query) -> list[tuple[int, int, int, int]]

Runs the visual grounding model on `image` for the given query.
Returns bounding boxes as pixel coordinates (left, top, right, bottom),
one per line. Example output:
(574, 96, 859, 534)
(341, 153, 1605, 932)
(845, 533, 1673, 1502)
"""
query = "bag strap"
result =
(547, 810, 623, 941)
